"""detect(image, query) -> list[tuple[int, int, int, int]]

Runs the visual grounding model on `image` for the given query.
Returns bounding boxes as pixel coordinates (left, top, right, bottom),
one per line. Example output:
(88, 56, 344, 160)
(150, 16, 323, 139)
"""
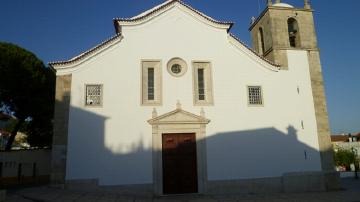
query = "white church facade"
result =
(50, 0, 339, 195)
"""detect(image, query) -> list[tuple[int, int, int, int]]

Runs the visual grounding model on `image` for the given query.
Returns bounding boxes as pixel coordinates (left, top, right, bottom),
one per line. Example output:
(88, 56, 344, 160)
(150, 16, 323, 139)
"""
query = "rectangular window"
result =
(248, 86, 263, 105)
(141, 60, 162, 105)
(85, 84, 103, 106)
(193, 62, 213, 105)
(198, 68, 205, 100)
(148, 68, 154, 100)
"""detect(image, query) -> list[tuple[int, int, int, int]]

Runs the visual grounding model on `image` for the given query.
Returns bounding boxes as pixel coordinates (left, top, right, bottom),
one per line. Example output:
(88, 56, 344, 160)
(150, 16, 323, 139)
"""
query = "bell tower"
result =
(250, 0, 318, 68)
(249, 0, 334, 171)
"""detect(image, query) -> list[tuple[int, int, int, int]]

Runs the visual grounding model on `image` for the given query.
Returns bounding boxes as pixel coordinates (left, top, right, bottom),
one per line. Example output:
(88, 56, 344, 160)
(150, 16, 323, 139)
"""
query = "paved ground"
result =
(4, 178, 360, 202)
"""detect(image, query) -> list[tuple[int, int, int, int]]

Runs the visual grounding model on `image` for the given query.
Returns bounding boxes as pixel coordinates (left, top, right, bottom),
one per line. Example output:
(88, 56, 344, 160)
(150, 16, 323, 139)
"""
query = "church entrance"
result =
(162, 133, 198, 194)
(148, 105, 209, 195)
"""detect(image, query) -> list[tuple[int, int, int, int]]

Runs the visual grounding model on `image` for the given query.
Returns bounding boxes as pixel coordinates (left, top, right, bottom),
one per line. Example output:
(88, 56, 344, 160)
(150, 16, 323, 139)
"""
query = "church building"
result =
(50, 0, 339, 195)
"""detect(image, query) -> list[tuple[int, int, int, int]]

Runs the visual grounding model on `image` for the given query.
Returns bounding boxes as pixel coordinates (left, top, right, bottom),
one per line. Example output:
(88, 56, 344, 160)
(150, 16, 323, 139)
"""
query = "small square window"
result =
(85, 84, 103, 106)
(248, 86, 263, 105)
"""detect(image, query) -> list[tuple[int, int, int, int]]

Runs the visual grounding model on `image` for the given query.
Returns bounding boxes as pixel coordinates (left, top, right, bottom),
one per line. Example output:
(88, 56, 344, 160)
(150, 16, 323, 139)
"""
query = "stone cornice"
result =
(249, 6, 313, 31)
(148, 108, 210, 125)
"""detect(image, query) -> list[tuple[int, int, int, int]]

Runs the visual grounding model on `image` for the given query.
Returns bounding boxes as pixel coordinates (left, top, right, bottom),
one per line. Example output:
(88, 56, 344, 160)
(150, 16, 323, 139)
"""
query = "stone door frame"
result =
(148, 107, 210, 195)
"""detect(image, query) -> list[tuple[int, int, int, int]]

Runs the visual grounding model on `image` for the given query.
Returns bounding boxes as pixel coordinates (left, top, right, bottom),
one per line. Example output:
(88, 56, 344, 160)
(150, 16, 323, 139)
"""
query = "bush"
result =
(334, 148, 359, 170)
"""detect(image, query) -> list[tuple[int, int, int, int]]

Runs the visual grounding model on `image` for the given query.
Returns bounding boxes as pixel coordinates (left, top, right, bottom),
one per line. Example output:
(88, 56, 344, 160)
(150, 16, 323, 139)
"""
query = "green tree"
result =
(0, 42, 55, 150)
(334, 148, 359, 170)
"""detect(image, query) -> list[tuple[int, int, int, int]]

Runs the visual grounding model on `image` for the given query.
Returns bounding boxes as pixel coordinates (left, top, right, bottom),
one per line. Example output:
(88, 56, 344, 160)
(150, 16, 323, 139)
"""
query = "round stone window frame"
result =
(167, 57, 188, 77)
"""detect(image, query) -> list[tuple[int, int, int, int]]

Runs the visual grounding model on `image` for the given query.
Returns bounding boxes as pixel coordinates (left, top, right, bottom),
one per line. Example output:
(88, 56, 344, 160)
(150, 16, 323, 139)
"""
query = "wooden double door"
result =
(162, 133, 198, 194)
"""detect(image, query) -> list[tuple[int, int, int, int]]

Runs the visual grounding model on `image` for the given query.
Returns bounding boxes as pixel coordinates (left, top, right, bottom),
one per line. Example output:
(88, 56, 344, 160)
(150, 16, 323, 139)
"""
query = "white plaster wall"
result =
(62, 5, 321, 185)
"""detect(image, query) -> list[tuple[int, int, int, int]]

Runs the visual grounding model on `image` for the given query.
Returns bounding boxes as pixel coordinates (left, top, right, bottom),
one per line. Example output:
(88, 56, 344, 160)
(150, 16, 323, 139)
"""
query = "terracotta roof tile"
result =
(331, 135, 349, 142)
(113, 0, 233, 33)
(49, 34, 122, 67)
(229, 33, 281, 68)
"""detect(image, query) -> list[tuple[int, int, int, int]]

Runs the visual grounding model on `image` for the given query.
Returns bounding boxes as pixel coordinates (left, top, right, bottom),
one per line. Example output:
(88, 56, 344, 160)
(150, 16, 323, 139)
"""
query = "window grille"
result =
(248, 86, 263, 105)
(86, 84, 102, 106)
(198, 68, 205, 100)
(148, 68, 155, 100)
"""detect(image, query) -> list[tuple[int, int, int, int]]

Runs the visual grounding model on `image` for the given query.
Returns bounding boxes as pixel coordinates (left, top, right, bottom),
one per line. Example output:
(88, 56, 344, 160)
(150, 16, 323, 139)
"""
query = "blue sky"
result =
(0, 0, 359, 134)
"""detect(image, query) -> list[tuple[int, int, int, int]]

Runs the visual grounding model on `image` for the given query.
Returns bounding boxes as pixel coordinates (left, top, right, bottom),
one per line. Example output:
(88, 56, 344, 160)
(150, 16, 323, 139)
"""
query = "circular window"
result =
(167, 58, 187, 77)
(171, 64, 182, 74)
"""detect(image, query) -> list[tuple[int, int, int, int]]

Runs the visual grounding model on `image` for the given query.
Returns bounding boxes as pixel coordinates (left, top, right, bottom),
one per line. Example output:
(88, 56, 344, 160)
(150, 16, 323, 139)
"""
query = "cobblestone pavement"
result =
(5, 178, 360, 202)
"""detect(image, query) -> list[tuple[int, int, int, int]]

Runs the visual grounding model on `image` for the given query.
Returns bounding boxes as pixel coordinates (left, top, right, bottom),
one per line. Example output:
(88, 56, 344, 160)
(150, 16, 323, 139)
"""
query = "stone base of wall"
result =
(207, 171, 341, 194)
(0, 175, 50, 189)
(65, 179, 153, 196)
(65, 179, 99, 190)
(63, 171, 341, 195)
(324, 171, 342, 190)
(98, 184, 153, 196)
(206, 177, 283, 194)
(283, 171, 341, 192)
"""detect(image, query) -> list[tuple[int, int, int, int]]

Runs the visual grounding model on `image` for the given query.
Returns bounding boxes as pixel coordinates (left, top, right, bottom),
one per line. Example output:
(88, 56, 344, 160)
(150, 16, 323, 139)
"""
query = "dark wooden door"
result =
(162, 133, 198, 194)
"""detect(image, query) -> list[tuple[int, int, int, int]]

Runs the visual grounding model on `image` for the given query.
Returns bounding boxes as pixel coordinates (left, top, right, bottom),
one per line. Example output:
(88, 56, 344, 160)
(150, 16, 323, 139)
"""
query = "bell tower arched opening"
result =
(287, 18, 300, 48)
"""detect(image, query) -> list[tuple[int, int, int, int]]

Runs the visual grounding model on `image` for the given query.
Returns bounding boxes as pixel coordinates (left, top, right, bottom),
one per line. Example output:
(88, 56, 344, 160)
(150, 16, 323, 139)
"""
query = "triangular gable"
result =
(49, 0, 280, 71)
(113, 0, 233, 34)
(148, 108, 210, 125)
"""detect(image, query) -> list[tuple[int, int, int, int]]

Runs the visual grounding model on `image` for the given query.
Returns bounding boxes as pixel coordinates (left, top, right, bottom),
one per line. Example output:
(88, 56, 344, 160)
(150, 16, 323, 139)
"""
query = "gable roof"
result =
(49, 34, 123, 68)
(49, 0, 280, 70)
(228, 33, 280, 68)
(113, 0, 233, 34)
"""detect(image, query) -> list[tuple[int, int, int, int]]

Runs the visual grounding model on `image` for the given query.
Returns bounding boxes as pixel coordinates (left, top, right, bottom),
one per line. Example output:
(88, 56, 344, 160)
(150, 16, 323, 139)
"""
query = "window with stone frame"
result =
(193, 62, 213, 105)
(85, 84, 103, 106)
(248, 86, 263, 106)
(141, 60, 162, 105)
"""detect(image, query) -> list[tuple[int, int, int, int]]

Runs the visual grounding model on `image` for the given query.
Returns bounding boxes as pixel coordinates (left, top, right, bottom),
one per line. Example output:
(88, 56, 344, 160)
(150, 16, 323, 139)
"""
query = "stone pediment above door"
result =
(148, 103, 209, 195)
(148, 108, 210, 125)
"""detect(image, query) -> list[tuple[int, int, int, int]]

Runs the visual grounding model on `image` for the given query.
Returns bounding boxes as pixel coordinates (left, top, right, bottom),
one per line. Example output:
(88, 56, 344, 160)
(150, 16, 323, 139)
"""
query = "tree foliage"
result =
(334, 148, 359, 169)
(0, 42, 55, 150)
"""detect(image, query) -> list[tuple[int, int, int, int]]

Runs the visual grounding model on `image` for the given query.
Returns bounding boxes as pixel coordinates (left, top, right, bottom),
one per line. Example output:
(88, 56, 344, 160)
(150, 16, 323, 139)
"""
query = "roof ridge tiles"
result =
(49, 34, 122, 67)
(113, 0, 234, 31)
(229, 33, 281, 68)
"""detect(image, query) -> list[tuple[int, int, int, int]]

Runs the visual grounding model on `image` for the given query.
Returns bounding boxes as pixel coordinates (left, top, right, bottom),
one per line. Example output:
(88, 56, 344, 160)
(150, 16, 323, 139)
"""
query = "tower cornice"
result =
(249, 6, 313, 31)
